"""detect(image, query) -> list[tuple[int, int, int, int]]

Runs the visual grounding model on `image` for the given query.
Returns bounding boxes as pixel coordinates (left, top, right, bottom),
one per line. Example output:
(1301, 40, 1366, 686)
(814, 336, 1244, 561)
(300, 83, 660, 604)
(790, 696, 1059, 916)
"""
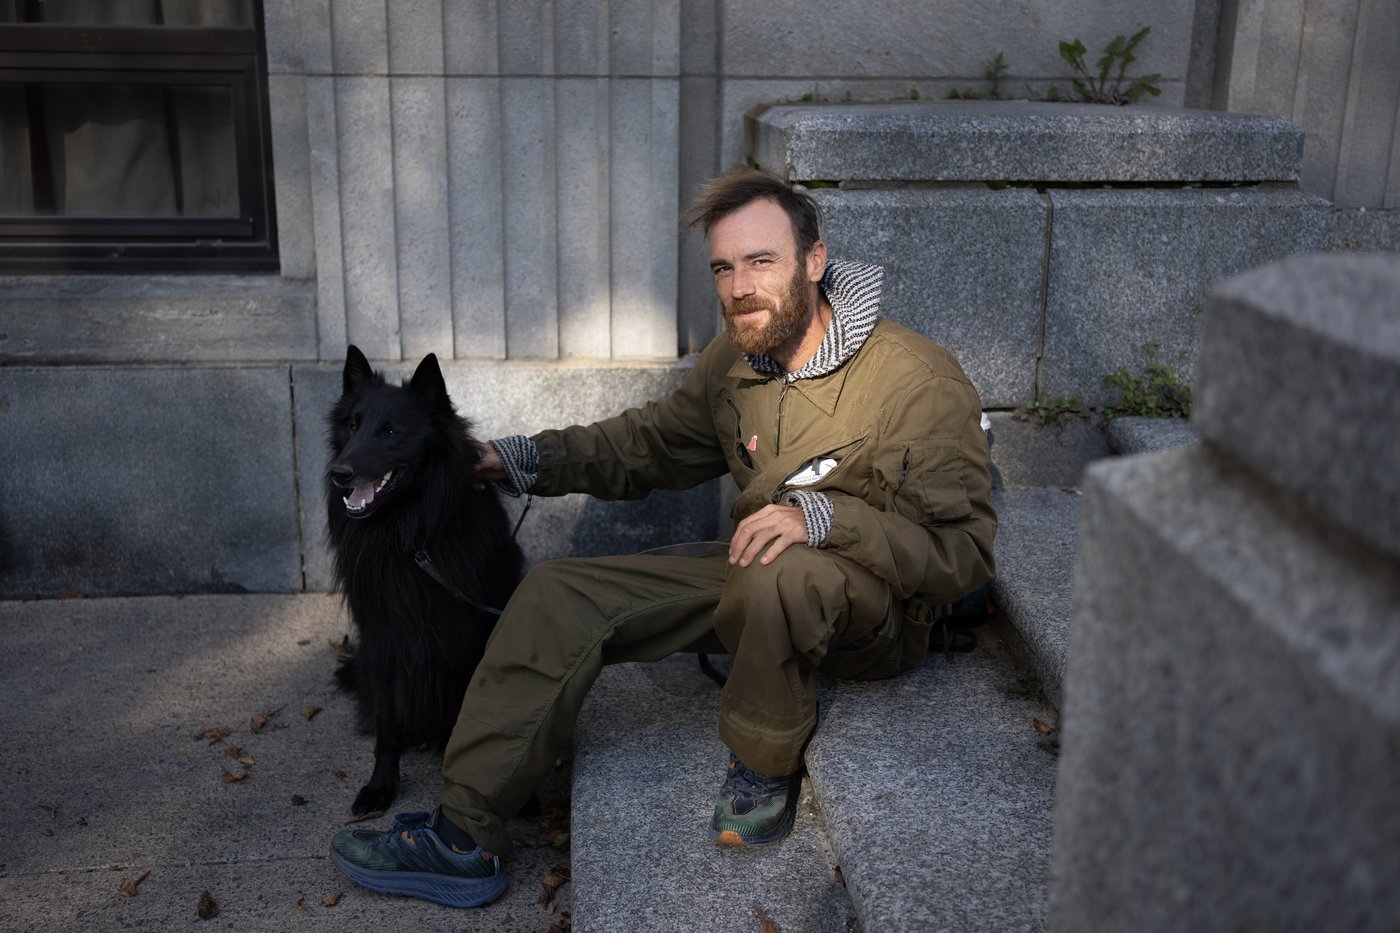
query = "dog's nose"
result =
(330, 465, 355, 488)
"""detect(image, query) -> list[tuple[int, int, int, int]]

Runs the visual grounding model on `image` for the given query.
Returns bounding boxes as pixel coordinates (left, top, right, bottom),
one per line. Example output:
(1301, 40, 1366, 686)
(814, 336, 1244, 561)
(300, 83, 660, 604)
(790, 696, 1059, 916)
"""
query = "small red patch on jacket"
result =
(747, 435, 758, 452)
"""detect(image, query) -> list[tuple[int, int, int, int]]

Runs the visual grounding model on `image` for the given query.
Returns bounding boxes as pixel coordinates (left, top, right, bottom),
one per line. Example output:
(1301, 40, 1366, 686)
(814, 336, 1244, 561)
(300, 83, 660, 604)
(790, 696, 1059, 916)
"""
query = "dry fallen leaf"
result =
(196, 889, 219, 920)
(302, 705, 323, 721)
(834, 865, 845, 887)
(330, 634, 352, 655)
(200, 726, 237, 745)
(117, 869, 151, 898)
(39, 827, 54, 837)
(538, 863, 572, 908)
(753, 902, 781, 933)
(343, 810, 385, 825)
(546, 914, 571, 933)
(331, 769, 347, 780)
(250, 705, 285, 733)
(295, 896, 307, 914)
(1033, 718, 1056, 735)
(238, 757, 256, 767)
(35, 802, 57, 815)
(322, 891, 343, 908)
(224, 745, 242, 759)
(222, 770, 248, 784)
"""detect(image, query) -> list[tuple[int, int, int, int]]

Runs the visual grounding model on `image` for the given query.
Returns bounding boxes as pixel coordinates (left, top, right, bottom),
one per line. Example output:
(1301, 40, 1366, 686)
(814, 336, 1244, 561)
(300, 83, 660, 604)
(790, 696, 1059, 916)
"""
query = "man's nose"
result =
(729, 266, 755, 298)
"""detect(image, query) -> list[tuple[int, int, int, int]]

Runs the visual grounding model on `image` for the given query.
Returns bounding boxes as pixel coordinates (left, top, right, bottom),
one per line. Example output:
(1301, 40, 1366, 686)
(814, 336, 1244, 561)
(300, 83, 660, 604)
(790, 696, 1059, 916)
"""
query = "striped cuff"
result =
(785, 489, 834, 548)
(488, 435, 539, 498)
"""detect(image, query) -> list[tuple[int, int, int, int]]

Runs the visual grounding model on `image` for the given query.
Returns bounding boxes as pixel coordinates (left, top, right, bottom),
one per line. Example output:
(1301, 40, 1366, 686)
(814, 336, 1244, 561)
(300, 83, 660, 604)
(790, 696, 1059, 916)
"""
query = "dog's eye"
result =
(349, 416, 360, 433)
(382, 424, 397, 438)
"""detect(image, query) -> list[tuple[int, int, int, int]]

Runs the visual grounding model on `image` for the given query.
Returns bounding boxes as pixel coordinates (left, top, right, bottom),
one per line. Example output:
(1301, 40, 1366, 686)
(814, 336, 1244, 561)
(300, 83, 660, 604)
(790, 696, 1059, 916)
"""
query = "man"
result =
(330, 167, 997, 908)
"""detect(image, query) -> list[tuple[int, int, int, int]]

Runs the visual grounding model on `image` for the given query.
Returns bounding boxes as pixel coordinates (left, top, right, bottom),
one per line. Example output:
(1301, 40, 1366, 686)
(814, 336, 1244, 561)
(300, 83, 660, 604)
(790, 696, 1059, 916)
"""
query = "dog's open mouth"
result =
(342, 468, 400, 517)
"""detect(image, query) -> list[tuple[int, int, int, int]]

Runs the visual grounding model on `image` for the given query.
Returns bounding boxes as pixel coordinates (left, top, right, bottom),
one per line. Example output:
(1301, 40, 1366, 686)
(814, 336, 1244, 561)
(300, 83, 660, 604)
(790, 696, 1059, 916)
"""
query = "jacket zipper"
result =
(774, 382, 789, 456)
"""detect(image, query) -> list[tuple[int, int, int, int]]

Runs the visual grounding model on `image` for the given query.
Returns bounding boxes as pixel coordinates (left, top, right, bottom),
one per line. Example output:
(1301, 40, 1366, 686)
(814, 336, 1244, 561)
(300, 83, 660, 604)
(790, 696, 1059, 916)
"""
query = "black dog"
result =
(326, 345, 523, 815)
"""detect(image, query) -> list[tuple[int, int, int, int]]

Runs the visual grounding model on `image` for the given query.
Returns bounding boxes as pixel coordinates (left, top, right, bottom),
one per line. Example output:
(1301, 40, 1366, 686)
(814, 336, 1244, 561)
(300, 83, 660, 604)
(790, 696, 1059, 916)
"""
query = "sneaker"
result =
(330, 810, 507, 907)
(710, 753, 799, 847)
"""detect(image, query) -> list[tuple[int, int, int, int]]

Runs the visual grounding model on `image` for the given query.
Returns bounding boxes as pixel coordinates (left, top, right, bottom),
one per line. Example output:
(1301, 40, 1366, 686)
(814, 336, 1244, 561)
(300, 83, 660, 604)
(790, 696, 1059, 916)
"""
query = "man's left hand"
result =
(729, 504, 808, 568)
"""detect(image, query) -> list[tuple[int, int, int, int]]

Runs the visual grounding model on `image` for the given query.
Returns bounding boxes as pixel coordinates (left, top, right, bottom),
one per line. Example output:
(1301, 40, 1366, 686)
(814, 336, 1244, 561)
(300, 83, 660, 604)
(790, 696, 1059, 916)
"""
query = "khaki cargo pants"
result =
(438, 545, 936, 855)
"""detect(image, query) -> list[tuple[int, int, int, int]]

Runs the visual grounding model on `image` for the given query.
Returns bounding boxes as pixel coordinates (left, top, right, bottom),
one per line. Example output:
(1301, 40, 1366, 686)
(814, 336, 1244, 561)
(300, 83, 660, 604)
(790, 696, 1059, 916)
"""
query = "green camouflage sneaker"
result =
(330, 810, 507, 907)
(710, 753, 799, 847)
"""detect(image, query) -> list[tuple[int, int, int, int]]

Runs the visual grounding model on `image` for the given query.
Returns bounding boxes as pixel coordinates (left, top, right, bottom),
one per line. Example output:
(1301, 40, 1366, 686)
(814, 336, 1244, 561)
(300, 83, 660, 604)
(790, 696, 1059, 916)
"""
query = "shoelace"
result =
(727, 759, 787, 798)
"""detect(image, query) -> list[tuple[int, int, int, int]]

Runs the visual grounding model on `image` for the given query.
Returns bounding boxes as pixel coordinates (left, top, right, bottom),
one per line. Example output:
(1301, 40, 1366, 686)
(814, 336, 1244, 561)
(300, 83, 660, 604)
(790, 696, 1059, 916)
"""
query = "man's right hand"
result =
(474, 442, 507, 484)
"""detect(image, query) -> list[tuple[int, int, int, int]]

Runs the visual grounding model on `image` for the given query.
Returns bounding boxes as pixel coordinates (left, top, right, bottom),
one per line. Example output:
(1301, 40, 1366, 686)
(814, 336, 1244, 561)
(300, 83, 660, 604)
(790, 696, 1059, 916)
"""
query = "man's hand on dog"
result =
(729, 504, 808, 567)
(473, 443, 507, 486)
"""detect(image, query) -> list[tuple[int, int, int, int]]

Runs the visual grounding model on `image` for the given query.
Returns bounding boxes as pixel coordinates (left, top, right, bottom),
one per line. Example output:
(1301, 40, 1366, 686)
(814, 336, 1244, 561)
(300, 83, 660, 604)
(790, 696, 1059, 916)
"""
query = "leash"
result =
(412, 495, 533, 617)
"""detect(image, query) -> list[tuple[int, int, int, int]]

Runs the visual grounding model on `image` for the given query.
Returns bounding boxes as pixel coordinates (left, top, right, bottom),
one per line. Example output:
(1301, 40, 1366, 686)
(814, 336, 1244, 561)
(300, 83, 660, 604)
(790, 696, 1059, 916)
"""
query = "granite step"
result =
(804, 624, 1058, 932)
(1105, 416, 1198, 456)
(570, 631, 1058, 931)
(988, 487, 1083, 711)
(570, 654, 858, 932)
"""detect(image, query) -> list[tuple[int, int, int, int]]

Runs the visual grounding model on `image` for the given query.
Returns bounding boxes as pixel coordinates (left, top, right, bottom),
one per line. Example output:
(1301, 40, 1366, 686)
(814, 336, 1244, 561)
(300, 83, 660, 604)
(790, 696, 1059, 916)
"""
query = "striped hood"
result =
(744, 259, 884, 382)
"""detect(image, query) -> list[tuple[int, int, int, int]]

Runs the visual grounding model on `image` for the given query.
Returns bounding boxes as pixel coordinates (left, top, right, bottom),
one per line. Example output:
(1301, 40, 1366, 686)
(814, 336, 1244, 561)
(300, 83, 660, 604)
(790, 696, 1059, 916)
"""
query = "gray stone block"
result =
(555, 78, 613, 359)
(806, 632, 1058, 931)
(1041, 186, 1333, 406)
(1333, 207, 1400, 252)
(1194, 251, 1400, 562)
(749, 102, 1303, 183)
(443, 0, 499, 73)
(1331, 0, 1400, 209)
(986, 412, 1111, 490)
(1051, 446, 1400, 932)
(496, 0, 552, 75)
(608, 0, 680, 76)
(810, 186, 1046, 408)
(296, 0, 334, 75)
(294, 358, 717, 591)
(268, 73, 316, 279)
(609, 78, 681, 359)
(0, 593, 573, 931)
(500, 78, 559, 359)
(572, 657, 857, 932)
(391, 77, 454, 360)
(330, 0, 388, 75)
(445, 78, 507, 359)
(988, 488, 1082, 710)
(0, 367, 300, 598)
(261, 0, 304, 74)
(554, 0, 606, 74)
(305, 76, 349, 359)
(386, 0, 445, 73)
(721, 0, 1192, 87)
(335, 77, 400, 360)
(1104, 415, 1197, 455)
(0, 275, 315, 364)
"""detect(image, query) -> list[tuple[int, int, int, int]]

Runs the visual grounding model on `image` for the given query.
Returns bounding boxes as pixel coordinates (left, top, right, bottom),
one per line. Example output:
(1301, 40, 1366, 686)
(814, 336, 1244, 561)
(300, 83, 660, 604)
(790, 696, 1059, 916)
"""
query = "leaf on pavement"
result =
(222, 770, 248, 784)
(538, 863, 572, 908)
(322, 891, 343, 908)
(1033, 718, 1056, 735)
(196, 890, 219, 919)
(117, 869, 151, 898)
(753, 903, 781, 932)
(302, 705, 323, 721)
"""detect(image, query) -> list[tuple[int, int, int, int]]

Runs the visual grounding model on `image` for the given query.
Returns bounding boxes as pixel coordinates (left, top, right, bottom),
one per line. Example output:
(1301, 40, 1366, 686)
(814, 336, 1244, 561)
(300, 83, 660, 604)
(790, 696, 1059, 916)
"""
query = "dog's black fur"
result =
(326, 345, 523, 815)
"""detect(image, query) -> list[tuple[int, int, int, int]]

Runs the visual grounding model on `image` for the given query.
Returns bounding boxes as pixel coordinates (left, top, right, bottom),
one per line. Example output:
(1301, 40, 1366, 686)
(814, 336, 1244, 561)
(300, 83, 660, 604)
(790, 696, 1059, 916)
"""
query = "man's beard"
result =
(722, 263, 812, 358)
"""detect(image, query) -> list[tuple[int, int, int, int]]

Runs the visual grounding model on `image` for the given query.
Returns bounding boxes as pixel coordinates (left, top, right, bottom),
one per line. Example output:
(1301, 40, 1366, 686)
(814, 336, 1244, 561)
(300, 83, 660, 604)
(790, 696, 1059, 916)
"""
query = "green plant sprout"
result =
(1059, 27, 1161, 104)
(1102, 342, 1192, 419)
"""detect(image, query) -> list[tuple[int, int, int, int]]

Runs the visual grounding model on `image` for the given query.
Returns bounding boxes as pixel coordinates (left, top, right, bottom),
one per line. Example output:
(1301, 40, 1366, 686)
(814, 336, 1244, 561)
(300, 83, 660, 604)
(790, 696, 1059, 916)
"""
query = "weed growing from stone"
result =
(1058, 27, 1161, 104)
(1013, 394, 1089, 426)
(1102, 343, 1192, 419)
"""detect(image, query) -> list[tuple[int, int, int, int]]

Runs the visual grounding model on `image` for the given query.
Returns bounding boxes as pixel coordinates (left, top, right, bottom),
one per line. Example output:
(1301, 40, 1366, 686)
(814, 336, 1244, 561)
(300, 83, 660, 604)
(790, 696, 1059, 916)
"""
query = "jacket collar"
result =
(731, 259, 884, 383)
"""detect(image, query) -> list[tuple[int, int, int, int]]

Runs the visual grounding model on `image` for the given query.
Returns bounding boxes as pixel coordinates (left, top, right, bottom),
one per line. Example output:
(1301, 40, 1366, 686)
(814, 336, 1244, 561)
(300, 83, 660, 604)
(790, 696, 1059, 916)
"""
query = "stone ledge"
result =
(1105, 416, 1198, 455)
(0, 274, 317, 363)
(1195, 252, 1400, 562)
(748, 101, 1303, 183)
(988, 488, 1082, 710)
(806, 631, 1057, 932)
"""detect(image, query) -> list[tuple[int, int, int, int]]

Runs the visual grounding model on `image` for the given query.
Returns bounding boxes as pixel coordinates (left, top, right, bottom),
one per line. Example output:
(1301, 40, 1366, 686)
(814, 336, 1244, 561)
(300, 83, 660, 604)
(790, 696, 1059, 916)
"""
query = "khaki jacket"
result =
(530, 308, 997, 605)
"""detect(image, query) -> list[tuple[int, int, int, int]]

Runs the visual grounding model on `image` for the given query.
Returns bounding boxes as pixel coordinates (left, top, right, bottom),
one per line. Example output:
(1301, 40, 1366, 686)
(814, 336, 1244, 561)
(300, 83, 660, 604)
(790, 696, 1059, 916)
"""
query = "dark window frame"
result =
(0, 10, 279, 273)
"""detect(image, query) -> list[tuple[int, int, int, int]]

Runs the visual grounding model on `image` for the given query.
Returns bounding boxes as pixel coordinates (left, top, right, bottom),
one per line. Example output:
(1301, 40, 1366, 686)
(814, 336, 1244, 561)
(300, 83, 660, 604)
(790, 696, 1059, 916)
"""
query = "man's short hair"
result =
(681, 166, 822, 257)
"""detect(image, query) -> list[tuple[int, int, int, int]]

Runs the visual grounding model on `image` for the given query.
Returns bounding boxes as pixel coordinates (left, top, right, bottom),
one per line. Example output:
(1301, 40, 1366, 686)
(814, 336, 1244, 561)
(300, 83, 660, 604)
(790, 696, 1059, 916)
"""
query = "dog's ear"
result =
(409, 353, 448, 411)
(343, 345, 375, 395)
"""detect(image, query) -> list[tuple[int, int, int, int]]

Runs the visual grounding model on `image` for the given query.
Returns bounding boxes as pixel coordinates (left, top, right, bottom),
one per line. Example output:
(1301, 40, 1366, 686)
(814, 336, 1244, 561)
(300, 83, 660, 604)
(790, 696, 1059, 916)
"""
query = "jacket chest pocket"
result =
(723, 396, 757, 475)
(878, 442, 973, 524)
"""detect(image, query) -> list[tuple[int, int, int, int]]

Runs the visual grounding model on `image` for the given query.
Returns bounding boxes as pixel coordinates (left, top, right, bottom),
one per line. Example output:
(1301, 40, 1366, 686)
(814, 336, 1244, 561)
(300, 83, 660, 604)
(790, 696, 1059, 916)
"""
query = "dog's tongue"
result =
(347, 482, 377, 510)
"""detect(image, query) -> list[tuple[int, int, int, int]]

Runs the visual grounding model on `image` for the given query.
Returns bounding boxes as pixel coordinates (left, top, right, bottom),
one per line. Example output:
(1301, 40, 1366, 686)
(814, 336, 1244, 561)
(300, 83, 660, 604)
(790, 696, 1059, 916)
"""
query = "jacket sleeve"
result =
(529, 346, 731, 500)
(822, 374, 997, 603)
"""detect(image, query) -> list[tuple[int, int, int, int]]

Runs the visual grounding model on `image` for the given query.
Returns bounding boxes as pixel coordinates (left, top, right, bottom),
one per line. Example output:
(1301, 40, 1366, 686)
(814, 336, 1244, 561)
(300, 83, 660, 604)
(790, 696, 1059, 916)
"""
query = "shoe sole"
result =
(331, 849, 508, 907)
(711, 802, 797, 847)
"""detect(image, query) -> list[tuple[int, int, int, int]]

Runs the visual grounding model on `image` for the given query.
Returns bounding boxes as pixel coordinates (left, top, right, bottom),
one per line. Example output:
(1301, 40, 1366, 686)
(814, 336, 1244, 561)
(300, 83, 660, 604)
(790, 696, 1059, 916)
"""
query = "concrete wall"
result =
(1214, 0, 1400, 210)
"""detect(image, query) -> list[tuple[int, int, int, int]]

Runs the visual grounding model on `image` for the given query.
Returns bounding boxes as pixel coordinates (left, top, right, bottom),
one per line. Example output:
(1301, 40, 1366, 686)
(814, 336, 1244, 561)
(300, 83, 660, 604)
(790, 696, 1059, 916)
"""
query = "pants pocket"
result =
(822, 597, 938, 681)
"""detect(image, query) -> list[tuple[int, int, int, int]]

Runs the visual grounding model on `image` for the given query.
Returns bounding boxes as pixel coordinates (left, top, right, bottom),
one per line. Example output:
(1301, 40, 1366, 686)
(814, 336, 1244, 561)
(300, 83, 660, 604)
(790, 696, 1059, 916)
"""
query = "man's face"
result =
(708, 198, 821, 359)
